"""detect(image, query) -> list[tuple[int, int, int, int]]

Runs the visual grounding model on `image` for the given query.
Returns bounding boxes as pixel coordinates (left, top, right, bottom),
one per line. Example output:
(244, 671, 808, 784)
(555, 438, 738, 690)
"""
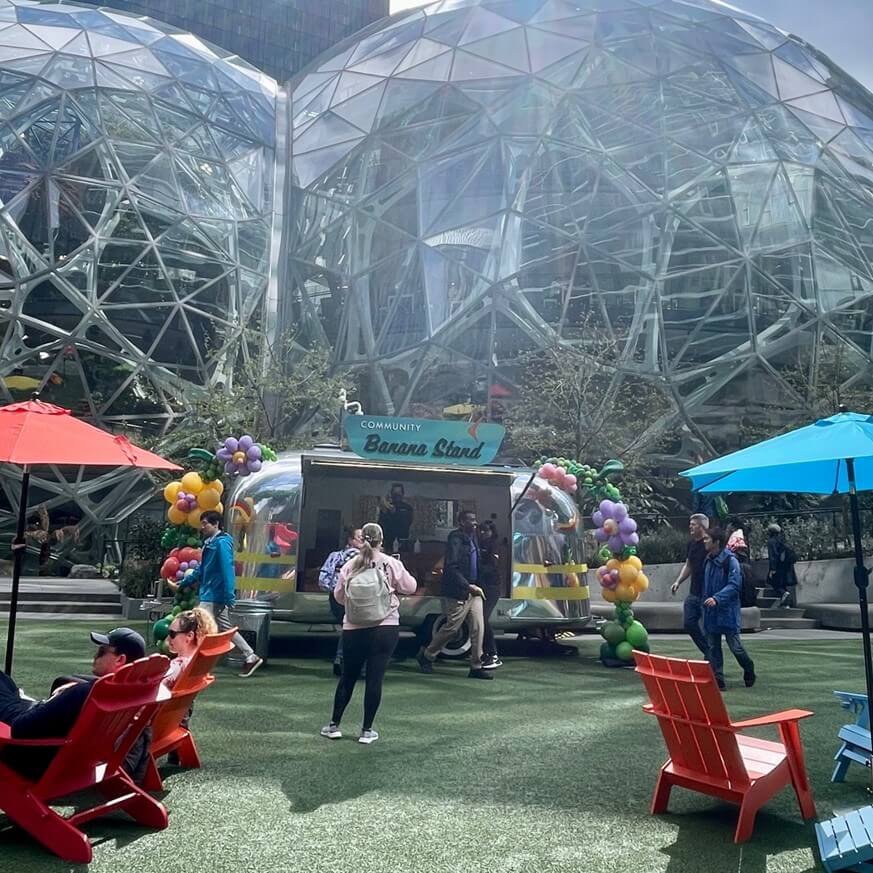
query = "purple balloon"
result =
(175, 570, 184, 580)
(189, 560, 199, 569)
(591, 511, 604, 527)
(608, 534, 624, 553)
(239, 466, 251, 477)
(179, 561, 189, 571)
(238, 435, 254, 451)
(599, 500, 615, 518)
(224, 437, 239, 452)
(246, 444, 262, 460)
(613, 503, 628, 521)
(594, 528, 608, 543)
(619, 517, 637, 534)
(224, 460, 235, 474)
(248, 459, 263, 472)
(627, 532, 640, 546)
(217, 448, 232, 462)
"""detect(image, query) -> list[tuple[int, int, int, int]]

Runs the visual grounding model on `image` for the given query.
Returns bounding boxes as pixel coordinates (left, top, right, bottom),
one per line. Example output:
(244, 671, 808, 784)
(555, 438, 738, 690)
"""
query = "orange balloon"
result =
(636, 573, 650, 592)
(627, 555, 643, 571)
(619, 563, 640, 585)
(197, 488, 220, 510)
(602, 588, 617, 603)
(180, 471, 204, 494)
(187, 508, 202, 528)
(167, 505, 187, 525)
(211, 479, 224, 496)
(615, 583, 633, 602)
(216, 502, 224, 514)
(606, 558, 620, 571)
(163, 481, 182, 504)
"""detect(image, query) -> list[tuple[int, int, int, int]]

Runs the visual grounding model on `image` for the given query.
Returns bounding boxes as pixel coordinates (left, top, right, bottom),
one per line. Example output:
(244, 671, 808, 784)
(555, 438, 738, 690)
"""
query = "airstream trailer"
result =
(227, 445, 590, 650)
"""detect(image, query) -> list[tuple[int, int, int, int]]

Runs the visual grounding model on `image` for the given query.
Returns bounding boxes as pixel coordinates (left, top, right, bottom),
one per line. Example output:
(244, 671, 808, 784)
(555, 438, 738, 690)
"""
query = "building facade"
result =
(71, 0, 389, 83)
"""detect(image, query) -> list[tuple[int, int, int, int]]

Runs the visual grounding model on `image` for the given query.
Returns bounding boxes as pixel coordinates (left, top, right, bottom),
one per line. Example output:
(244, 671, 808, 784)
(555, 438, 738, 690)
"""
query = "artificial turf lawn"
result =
(0, 622, 870, 873)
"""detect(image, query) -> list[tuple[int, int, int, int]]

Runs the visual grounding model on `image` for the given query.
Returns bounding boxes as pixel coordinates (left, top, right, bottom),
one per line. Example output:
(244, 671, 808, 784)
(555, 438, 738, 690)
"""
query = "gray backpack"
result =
(344, 562, 392, 625)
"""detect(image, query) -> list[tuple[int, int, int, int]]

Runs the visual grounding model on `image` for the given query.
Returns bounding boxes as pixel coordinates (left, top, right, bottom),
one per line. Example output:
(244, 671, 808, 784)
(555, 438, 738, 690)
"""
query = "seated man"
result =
(0, 626, 149, 780)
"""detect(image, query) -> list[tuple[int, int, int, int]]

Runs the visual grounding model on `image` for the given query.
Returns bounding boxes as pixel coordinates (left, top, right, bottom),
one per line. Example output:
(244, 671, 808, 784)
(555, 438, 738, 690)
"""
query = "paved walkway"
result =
(0, 576, 118, 596)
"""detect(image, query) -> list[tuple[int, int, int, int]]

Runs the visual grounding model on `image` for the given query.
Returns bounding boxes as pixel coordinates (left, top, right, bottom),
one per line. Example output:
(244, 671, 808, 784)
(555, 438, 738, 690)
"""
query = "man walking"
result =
(416, 510, 492, 680)
(183, 510, 263, 677)
(767, 523, 798, 608)
(703, 527, 756, 690)
(670, 513, 710, 656)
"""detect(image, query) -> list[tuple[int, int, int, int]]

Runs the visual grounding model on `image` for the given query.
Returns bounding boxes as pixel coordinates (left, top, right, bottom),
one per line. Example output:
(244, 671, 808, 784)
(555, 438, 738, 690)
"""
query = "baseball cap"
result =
(90, 627, 146, 661)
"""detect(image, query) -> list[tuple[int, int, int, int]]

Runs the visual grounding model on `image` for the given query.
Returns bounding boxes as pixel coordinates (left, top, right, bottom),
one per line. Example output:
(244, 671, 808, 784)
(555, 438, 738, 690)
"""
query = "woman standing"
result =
(478, 520, 503, 670)
(321, 522, 416, 744)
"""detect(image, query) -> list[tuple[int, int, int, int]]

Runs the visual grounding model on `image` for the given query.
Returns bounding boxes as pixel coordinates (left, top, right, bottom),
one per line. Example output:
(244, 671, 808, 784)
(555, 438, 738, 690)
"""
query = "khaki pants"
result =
(200, 601, 256, 661)
(424, 595, 484, 669)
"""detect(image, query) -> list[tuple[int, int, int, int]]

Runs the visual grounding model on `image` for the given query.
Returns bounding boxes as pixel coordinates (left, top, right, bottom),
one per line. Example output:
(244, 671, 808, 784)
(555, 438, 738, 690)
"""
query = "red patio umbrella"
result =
(0, 399, 181, 674)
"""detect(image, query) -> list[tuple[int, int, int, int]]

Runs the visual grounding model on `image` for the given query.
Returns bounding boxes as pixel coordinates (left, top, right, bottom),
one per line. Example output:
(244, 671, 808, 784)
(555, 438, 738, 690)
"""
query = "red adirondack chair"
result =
(142, 627, 236, 791)
(634, 652, 816, 842)
(0, 654, 171, 863)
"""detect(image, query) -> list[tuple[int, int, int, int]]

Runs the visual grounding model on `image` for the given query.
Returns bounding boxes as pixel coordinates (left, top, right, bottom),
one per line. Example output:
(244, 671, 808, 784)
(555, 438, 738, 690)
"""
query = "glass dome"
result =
(284, 0, 873, 454)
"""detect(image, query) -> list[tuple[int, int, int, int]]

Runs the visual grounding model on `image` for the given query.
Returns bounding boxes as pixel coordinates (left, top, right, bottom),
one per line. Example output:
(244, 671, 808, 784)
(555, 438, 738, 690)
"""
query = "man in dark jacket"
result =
(0, 627, 151, 780)
(767, 523, 798, 608)
(702, 528, 756, 691)
(416, 510, 492, 680)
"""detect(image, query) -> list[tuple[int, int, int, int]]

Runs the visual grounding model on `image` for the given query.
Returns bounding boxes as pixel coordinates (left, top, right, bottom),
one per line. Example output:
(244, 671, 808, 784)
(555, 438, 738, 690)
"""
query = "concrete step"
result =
(0, 600, 121, 616)
(756, 596, 779, 608)
(760, 617, 820, 630)
(760, 607, 807, 617)
(0, 590, 119, 604)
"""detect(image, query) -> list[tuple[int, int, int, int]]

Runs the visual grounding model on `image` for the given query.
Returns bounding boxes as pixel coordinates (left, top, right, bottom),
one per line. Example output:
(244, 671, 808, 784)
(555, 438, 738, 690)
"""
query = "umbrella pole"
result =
(4, 466, 29, 676)
(847, 458, 873, 792)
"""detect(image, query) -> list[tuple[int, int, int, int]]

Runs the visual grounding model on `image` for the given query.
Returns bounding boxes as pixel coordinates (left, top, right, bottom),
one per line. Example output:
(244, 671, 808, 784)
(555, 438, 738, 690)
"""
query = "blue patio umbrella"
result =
(681, 411, 873, 734)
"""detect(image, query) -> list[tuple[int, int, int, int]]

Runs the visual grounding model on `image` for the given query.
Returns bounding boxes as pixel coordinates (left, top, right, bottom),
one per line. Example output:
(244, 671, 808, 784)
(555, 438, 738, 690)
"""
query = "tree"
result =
(153, 333, 353, 463)
(503, 336, 680, 521)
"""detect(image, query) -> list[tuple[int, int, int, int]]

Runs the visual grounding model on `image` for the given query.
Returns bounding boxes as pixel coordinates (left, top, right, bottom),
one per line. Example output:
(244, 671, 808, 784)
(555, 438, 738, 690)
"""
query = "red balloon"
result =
(193, 549, 202, 561)
(161, 557, 180, 579)
(177, 547, 195, 564)
(169, 548, 179, 558)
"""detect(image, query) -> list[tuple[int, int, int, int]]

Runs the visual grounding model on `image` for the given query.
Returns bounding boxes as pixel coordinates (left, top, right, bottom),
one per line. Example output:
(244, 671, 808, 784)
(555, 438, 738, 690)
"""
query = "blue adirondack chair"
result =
(817, 806, 873, 872)
(833, 691, 872, 783)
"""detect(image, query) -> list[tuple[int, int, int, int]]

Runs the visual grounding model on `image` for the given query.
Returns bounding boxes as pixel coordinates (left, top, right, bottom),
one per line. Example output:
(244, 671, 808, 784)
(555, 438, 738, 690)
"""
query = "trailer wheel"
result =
(418, 613, 471, 659)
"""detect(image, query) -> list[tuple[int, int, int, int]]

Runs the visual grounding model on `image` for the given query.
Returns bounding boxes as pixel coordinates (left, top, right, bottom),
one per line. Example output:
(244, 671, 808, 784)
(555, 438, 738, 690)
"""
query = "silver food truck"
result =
(227, 415, 590, 654)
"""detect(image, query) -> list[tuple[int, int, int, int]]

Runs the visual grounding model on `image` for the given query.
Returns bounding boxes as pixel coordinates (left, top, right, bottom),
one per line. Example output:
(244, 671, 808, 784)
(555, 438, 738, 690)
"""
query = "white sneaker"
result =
(358, 729, 379, 745)
(238, 656, 264, 678)
(320, 724, 342, 739)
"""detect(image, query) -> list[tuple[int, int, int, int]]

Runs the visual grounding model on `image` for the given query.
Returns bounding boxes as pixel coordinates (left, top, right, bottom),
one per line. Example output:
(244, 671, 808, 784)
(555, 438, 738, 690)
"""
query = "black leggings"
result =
(331, 625, 399, 731)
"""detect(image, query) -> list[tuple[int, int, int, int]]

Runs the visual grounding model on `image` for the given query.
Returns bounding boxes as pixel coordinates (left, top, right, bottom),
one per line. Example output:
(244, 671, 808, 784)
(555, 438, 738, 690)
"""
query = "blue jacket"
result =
(703, 547, 742, 634)
(183, 531, 236, 606)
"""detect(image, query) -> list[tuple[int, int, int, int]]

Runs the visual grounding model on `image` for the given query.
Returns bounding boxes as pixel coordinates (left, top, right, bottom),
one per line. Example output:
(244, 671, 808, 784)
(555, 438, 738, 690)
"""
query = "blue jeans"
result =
(683, 595, 709, 656)
(707, 632, 755, 684)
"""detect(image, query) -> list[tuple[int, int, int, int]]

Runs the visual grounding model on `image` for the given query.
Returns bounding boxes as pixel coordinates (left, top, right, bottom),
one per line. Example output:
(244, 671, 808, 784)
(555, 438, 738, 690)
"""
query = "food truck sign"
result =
(345, 415, 506, 466)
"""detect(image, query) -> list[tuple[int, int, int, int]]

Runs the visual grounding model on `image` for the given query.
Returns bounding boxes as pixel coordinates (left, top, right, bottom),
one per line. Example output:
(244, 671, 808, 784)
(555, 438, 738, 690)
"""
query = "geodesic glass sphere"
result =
(0, 0, 277, 431)
(285, 0, 873, 452)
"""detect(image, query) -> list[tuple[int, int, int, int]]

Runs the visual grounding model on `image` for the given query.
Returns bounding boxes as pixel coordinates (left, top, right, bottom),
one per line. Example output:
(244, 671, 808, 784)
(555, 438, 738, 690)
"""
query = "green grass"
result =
(0, 622, 871, 872)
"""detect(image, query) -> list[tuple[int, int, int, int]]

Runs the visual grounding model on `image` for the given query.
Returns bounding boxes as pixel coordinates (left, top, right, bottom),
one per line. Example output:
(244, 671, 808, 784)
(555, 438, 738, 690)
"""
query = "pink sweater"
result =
(334, 552, 417, 630)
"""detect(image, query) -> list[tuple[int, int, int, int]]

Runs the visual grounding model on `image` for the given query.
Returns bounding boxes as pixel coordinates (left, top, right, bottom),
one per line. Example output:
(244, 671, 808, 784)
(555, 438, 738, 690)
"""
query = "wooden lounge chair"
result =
(634, 651, 816, 842)
(832, 690, 871, 783)
(141, 627, 236, 792)
(816, 805, 873, 871)
(0, 654, 170, 863)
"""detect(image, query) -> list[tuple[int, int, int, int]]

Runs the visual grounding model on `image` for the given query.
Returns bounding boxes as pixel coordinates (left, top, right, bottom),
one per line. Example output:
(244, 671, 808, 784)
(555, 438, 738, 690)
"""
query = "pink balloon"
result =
(541, 463, 557, 477)
(570, 484, 578, 492)
(556, 467, 566, 477)
(538, 465, 548, 477)
(565, 474, 577, 486)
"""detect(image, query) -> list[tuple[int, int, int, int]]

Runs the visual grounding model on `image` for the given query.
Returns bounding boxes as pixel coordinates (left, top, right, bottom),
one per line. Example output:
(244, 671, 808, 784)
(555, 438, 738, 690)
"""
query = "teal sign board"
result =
(345, 415, 505, 466)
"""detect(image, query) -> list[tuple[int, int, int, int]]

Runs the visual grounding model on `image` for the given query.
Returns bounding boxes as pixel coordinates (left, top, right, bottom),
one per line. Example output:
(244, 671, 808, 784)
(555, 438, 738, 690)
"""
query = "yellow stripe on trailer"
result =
(235, 552, 298, 566)
(513, 563, 588, 574)
(236, 576, 297, 593)
(512, 586, 591, 601)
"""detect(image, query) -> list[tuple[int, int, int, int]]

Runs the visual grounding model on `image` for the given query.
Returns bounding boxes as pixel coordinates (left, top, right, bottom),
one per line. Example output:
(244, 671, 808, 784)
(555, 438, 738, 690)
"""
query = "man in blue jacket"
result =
(182, 510, 263, 678)
(702, 527, 756, 691)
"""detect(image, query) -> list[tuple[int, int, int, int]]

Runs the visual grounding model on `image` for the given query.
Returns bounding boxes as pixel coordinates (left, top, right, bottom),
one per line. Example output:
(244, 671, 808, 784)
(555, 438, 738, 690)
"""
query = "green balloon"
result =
(602, 621, 626, 647)
(626, 621, 649, 648)
(615, 641, 634, 661)
(600, 642, 617, 662)
(171, 605, 182, 616)
(152, 617, 171, 641)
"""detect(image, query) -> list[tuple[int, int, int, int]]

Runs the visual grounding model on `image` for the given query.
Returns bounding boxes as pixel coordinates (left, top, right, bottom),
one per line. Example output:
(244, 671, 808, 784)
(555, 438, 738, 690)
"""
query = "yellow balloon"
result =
(211, 479, 224, 496)
(163, 481, 182, 504)
(636, 573, 650, 592)
(627, 589, 639, 602)
(180, 471, 204, 494)
(602, 588, 618, 603)
(215, 502, 224, 514)
(197, 488, 220, 510)
(619, 563, 640, 585)
(167, 505, 187, 525)
(606, 558, 620, 571)
(627, 555, 643, 571)
(615, 583, 633, 602)
(187, 508, 203, 528)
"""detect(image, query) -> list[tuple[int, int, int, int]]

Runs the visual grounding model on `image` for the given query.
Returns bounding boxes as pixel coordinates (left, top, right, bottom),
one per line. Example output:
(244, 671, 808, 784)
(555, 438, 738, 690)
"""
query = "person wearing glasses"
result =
(164, 607, 218, 688)
(0, 626, 148, 779)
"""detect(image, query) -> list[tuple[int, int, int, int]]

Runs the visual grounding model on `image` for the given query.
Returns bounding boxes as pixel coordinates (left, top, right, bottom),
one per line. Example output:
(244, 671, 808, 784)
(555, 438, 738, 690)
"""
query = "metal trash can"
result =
(226, 599, 272, 665)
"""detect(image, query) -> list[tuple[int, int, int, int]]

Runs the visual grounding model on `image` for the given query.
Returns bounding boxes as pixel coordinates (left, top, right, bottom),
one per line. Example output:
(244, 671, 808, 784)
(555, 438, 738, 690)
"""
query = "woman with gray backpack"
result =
(321, 522, 416, 744)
